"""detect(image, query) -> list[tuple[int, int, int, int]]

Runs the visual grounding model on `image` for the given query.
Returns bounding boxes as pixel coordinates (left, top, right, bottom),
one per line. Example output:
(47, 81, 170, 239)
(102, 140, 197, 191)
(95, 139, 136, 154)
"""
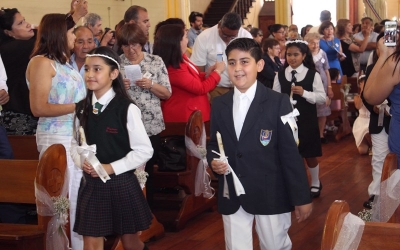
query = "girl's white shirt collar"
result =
(287, 64, 305, 74)
(92, 88, 116, 109)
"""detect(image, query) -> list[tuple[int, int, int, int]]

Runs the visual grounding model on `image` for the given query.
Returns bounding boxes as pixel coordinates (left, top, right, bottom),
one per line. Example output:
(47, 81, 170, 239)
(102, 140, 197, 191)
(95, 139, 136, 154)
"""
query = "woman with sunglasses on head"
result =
(0, 1, 87, 135)
(26, 13, 87, 249)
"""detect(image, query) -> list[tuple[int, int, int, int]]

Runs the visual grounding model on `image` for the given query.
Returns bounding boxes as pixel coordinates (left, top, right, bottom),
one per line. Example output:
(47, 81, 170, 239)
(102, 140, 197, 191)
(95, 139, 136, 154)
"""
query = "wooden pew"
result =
(321, 200, 400, 250)
(0, 144, 67, 250)
(380, 153, 400, 223)
(7, 135, 39, 160)
(152, 110, 217, 231)
(327, 75, 351, 141)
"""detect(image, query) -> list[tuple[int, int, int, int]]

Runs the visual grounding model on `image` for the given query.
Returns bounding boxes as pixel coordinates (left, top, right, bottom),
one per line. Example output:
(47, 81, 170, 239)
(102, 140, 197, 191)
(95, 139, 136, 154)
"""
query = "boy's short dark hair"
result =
(189, 11, 203, 23)
(225, 38, 262, 62)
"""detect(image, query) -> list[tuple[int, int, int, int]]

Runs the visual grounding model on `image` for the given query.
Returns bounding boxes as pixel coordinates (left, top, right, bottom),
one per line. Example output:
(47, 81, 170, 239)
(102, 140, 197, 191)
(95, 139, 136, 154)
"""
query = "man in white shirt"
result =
(70, 26, 96, 79)
(353, 17, 378, 72)
(190, 12, 252, 102)
(124, 5, 152, 53)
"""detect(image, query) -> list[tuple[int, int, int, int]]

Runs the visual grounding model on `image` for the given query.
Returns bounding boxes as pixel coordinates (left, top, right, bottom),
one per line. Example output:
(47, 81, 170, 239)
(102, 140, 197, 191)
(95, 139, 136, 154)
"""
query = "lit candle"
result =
(216, 131, 225, 158)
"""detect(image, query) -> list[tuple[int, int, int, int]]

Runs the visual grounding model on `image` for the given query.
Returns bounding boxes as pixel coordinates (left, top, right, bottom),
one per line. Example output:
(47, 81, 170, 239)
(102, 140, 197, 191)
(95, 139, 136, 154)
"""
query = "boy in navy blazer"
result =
(207, 38, 312, 250)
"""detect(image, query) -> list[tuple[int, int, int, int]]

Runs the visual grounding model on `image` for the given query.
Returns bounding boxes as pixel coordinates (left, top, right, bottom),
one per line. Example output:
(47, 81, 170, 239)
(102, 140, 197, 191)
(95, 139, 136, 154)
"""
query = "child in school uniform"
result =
(352, 75, 371, 155)
(207, 38, 312, 250)
(71, 47, 153, 250)
(273, 40, 327, 199)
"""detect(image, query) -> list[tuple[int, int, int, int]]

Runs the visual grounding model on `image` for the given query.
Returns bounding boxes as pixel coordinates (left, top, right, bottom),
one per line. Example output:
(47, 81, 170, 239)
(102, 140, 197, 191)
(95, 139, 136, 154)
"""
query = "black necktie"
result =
(93, 102, 103, 115)
(291, 70, 297, 84)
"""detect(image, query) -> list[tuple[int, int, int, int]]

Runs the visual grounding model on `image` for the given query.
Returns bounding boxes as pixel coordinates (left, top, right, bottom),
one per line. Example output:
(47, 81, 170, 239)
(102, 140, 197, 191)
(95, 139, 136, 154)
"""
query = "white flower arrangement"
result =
(285, 40, 309, 46)
(51, 196, 70, 216)
(135, 169, 149, 188)
(358, 208, 372, 222)
(197, 145, 207, 159)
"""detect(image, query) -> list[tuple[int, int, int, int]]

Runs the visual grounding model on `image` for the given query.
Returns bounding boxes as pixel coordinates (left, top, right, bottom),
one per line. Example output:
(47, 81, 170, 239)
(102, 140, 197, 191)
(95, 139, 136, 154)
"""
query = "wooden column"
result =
(336, 0, 349, 20)
(349, 0, 359, 24)
(275, 0, 291, 25)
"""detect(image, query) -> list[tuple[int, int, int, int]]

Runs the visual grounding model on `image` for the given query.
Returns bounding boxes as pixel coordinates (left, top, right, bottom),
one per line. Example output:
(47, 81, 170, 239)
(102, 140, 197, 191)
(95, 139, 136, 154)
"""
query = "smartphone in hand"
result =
(384, 21, 397, 47)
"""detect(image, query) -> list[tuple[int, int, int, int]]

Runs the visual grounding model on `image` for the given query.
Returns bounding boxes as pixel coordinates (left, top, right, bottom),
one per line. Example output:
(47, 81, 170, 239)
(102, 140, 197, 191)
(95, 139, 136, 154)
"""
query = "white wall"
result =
(243, 0, 263, 28)
(190, 0, 211, 14)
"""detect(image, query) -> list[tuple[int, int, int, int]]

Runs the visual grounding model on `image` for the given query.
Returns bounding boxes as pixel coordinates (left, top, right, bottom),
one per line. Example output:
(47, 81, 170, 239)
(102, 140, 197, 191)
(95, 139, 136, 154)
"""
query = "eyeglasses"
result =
(258, 33, 263, 37)
(121, 44, 140, 50)
(220, 28, 238, 40)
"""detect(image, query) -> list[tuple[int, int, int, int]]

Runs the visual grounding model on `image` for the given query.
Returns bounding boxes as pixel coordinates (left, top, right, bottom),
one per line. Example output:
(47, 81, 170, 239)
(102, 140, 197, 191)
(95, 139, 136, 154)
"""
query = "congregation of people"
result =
(1, 0, 400, 249)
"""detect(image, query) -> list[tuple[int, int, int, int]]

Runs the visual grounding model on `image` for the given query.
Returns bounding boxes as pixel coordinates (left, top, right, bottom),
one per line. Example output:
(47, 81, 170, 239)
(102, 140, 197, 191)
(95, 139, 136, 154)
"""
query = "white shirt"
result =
(233, 81, 257, 139)
(272, 64, 326, 105)
(190, 25, 253, 88)
(353, 31, 378, 65)
(71, 88, 154, 175)
(0, 55, 8, 92)
(69, 54, 86, 80)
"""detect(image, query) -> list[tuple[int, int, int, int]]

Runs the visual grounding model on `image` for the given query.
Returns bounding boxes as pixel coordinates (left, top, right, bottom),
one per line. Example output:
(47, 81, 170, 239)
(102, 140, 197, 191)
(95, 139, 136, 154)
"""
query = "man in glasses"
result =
(188, 11, 204, 48)
(191, 12, 252, 102)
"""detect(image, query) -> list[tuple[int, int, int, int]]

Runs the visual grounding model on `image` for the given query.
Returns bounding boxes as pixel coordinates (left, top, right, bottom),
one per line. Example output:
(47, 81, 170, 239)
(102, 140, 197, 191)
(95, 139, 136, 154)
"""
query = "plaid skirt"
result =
(73, 170, 152, 237)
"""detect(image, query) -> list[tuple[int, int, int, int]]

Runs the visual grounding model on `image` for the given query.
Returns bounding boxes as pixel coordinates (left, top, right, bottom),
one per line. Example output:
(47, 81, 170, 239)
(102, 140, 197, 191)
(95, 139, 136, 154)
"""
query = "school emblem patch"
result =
(260, 129, 272, 146)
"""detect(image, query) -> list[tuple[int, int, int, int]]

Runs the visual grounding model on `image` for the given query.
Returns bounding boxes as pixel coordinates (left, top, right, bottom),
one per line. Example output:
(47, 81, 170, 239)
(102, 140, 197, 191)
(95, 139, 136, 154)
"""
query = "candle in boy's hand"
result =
(216, 131, 225, 158)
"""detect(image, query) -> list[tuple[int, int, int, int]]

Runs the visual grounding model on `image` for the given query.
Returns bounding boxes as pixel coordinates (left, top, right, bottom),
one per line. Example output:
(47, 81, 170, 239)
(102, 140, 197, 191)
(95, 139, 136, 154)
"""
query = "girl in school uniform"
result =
(71, 46, 153, 250)
(273, 40, 327, 198)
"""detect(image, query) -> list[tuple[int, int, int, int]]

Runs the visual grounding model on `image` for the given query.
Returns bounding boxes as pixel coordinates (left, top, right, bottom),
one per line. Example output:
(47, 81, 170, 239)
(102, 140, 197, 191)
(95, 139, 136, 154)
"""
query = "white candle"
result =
(216, 131, 225, 158)
(79, 126, 87, 145)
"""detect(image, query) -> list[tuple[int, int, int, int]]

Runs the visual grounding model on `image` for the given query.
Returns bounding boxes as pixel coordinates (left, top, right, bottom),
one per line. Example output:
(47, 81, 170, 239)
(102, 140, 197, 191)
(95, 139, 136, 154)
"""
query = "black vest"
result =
(278, 69, 318, 124)
(77, 96, 133, 164)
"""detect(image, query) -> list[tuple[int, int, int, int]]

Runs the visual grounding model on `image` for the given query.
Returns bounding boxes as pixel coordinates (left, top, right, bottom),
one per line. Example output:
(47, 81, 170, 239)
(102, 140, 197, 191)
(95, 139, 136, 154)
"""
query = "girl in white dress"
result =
(352, 75, 371, 154)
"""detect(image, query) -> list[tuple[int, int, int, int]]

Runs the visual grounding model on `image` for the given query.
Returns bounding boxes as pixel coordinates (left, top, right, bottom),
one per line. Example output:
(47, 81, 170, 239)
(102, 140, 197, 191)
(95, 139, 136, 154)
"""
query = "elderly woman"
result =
(153, 23, 225, 123)
(319, 21, 345, 83)
(117, 23, 171, 208)
(257, 38, 282, 88)
(305, 32, 334, 143)
(336, 19, 370, 77)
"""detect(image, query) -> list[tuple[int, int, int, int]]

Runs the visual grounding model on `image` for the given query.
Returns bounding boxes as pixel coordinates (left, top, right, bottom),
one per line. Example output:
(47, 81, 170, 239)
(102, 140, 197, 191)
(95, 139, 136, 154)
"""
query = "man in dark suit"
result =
(207, 38, 312, 250)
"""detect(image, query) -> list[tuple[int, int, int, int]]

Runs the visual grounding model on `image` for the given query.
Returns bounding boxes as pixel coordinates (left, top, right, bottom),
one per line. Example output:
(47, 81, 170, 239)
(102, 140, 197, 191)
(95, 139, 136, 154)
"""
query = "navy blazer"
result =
(206, 82, 311, 215)
(257, 55, 282, 89)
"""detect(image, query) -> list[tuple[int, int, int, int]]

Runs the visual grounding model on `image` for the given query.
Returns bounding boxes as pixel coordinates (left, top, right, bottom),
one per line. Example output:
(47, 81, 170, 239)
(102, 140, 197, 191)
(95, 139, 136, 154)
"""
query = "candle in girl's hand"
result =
(216, 131, 225, 158)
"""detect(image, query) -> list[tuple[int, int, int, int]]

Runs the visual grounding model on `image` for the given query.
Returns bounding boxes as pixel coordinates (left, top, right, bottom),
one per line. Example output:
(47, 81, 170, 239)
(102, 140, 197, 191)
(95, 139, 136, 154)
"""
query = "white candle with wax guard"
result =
(216, 131, 225, 158)
(79, 126, 86, 145)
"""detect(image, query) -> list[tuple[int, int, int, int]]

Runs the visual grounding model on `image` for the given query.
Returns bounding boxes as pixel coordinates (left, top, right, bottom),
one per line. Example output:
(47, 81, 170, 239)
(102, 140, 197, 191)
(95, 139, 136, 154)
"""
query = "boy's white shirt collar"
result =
(92, 88, 115, 107)
(233, 80, 257, 102)
(287, 64, 305, 74)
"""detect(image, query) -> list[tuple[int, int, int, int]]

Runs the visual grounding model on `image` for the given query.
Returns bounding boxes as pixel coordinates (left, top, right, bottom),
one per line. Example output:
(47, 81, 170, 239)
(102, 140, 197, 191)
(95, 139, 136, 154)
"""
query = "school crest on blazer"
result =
(260, 129, 272, 146)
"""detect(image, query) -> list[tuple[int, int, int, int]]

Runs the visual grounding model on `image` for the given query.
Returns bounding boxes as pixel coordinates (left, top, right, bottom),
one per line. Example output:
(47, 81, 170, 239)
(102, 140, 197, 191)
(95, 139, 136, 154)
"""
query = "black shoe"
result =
(310, 181, 322, 198)
(363, 195, 375, 209)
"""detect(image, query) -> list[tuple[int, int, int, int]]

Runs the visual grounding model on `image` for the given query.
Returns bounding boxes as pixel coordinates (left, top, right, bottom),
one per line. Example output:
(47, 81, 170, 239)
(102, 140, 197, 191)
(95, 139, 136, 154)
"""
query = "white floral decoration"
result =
(51, 196, 70, 216)
(285, 40, 309, 46)
(358, 208, 372, 222)
(196, 145, 207, 159)
(135, 169, 149, 188)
